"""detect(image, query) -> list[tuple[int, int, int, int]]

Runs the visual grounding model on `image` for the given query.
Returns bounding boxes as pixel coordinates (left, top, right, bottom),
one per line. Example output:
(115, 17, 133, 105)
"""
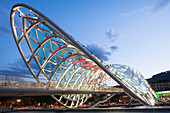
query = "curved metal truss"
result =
(10, 3, 157, 108)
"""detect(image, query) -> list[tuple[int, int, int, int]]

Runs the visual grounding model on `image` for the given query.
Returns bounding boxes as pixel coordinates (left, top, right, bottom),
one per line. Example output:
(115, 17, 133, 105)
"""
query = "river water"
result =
(7, 111, 170, 113)
(4, 106, 170, 113)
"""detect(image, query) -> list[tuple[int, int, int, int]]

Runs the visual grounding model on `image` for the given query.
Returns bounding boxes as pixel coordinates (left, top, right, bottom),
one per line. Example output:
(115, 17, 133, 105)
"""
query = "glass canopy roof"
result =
(10, 3, 157, 108)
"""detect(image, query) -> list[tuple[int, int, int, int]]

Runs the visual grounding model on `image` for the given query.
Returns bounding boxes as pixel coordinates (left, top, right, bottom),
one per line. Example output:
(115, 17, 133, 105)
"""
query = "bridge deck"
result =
(0, 86, 123, 96)
(0, 74, 124, 96)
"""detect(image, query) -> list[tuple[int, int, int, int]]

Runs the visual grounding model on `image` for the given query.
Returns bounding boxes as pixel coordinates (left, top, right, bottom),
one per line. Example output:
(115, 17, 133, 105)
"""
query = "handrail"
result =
(0, 74, 122, 92)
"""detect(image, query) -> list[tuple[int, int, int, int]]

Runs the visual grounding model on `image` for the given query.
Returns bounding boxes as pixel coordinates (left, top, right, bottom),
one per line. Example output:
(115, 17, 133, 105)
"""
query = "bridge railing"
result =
(0, 74, 47, 88)
(0, 74, 123, 92)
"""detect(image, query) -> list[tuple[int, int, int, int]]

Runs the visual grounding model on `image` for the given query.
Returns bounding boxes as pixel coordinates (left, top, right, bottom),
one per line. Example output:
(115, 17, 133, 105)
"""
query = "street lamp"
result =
(16, 99, 21, 108)
(17, 99, 21, 103)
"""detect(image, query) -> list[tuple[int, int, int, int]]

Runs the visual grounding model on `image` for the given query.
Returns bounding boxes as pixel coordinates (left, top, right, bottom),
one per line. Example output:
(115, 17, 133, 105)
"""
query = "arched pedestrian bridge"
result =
(5, 3, 158, 108)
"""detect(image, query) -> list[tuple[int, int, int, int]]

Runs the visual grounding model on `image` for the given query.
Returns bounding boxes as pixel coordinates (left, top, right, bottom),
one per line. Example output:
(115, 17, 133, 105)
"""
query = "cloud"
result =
(0, 58, 38, 77)
(84, 28, 119, 62)
(138, 6, 153, 13)
(86, 44, 111, 61)
(106, 29, 119, 41)
(0, 4, 11, 38)
(119, 1, 170, 18)
(153, 0, 170, 11)
(110, 46, 118, 52)
(86, 28, 119, 61)
(120, 10, 135, 17)
(105, 28, 118, 52)
(150, 0, 170, 17)
(119, 6, 153, 17)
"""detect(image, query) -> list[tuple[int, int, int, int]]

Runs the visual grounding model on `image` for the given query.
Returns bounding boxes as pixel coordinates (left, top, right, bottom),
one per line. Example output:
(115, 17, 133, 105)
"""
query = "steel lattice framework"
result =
(10, 3, 157, 108)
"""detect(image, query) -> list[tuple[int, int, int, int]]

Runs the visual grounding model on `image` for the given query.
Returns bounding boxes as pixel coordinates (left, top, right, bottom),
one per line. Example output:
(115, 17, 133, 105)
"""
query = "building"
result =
(150, 82, 170, 91)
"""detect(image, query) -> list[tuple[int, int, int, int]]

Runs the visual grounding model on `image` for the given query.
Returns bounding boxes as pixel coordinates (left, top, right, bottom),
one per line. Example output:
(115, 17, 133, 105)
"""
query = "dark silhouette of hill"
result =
(147, 71, 170, 83)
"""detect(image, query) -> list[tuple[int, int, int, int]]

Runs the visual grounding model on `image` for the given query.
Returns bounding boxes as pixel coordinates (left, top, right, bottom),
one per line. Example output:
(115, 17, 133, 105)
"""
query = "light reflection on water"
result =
(6, 106, 170, 113)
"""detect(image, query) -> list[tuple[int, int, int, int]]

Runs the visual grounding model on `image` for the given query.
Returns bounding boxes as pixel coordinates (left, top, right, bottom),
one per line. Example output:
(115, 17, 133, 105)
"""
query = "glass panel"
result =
(56, 55, 63, 64)
(20, 38, 32, 60)
(37, 28, 46, 42)
(110, 64, 148, 94)
(28, 27, 37, 41)
(44, 41, 51, 51)
(29, 58, 40, 76)
(62, 51, 68, 59)
(36, 55, 45, 65)
(44, 71, 51, 79)
(44, 48, 51, 58)
(50, 63, 57, 72)
(50, 56, 56, 63)
(51, 39, 58, 51)
(29, 37, 38, 51)
(44, 63, 50, 70)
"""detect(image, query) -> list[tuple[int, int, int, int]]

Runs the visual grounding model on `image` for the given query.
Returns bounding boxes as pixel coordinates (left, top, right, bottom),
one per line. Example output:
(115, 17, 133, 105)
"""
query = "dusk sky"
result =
(0, 0, 170, 79)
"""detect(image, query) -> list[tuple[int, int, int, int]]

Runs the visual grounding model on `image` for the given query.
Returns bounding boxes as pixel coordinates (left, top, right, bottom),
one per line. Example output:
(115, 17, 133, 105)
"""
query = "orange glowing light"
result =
(17, 99, 21, 103)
